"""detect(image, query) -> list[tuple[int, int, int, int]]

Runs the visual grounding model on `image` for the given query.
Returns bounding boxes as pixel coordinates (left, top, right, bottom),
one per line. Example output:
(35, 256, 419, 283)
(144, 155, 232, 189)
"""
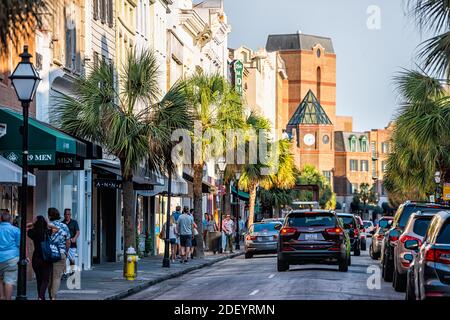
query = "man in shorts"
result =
(0, 210, 20, 300)
(177, 208, 194, 263)
(63, 208, 80, 276)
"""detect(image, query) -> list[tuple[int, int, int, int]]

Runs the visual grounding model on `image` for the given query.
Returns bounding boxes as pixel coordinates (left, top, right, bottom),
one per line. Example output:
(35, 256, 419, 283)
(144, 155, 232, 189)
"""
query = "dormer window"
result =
(349, 135, 357, 152)
(360, 136, 368, 152)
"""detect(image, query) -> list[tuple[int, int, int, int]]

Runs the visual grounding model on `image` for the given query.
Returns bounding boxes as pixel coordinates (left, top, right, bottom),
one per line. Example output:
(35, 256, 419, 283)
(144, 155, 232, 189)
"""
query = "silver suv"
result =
(392, 211, 437, 292)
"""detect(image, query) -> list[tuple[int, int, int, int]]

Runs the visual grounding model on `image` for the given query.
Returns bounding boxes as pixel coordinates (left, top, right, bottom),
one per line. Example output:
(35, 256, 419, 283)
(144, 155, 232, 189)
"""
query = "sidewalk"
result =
(23, 250, 242, 300)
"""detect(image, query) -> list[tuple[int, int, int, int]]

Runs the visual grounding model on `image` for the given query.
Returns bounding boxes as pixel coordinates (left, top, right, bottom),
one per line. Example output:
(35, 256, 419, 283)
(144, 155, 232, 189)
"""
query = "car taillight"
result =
(354, 228, 359, 236)
(246, 235, 257, 241)
(376, 234, 384, 240)
(399, 235, 422, 247)
(425, 249, 450, 264)
(325, 227, 343, 235)
(390, 235, 399, 243)
(280, 227, 297, 236)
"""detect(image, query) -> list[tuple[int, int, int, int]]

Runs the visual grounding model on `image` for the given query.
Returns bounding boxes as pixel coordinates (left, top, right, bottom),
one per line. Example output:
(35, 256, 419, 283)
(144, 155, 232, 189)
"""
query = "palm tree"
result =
(407, 0, 450, 78)
(0, 0, 46, 53)
(53, 49, 191, 272)
(385, 69, 450, 201)
(185, 73, 245, 257)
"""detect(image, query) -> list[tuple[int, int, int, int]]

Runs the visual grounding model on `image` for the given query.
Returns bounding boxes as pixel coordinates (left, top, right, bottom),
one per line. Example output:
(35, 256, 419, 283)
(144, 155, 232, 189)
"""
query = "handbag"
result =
(159, 223, 166, 240)
(41, 232, 62, 263)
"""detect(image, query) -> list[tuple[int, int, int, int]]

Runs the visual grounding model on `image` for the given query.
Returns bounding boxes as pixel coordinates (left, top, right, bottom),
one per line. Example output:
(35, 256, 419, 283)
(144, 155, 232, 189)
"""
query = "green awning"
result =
(0, 107, 86, 167)
(232, 186, 249, 201)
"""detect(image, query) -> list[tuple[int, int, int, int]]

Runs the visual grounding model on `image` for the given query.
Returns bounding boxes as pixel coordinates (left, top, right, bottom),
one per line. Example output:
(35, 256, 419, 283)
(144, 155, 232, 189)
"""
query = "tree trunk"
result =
(122, 177, 135, 276)
(248, 183, 257, 227)
(224, 181, 232, 217)
(193, 163, 204, 258)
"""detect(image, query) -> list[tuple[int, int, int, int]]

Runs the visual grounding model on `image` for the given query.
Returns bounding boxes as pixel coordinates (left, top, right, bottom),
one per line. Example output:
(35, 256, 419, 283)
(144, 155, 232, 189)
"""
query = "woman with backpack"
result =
(27, 215, 58, 300)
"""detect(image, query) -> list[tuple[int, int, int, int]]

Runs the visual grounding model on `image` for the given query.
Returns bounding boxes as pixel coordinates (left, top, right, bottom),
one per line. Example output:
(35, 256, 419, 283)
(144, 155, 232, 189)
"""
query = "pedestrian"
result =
(0, 210, 20, 300)
(63, 208, 80, 276)
(202, 213, 209, 250)
(238, 216, 245, 241)
(27, 215, 55, 300)
(166, 216, 177, 262)
(176, 208, 194, 263)
(205, 213, 218, 252)
(222, 214, 234, 254)
(172, 206, 182, 259)
(47, 208, 70, 300)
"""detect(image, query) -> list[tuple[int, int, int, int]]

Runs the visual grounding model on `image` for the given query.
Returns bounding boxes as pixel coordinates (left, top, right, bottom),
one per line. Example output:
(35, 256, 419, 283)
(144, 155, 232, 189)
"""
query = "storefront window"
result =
(0, 185, 19, 218)
(49, 171, 80, 221)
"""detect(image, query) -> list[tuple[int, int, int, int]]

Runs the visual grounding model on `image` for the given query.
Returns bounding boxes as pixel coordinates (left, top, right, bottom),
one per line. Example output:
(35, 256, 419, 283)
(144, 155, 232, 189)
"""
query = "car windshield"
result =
(338, 216, 354, 228)
(399, 206, 444, 228)
(437, 221, 450, 244)
(253, 224, 279, 232)
(364, 222, 372, 228)
(413, 217, 433, 237)
(287, 213, 336, 227)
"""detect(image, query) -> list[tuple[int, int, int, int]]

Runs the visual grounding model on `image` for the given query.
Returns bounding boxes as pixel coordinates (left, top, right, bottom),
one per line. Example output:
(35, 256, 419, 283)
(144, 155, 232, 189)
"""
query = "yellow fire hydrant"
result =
(125, 247, 139, 281)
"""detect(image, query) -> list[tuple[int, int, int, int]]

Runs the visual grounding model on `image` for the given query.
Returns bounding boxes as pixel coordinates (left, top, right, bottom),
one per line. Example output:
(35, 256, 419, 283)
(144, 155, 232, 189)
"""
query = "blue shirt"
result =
(172, 211, 181, 222)
(0, 222, 20, 263)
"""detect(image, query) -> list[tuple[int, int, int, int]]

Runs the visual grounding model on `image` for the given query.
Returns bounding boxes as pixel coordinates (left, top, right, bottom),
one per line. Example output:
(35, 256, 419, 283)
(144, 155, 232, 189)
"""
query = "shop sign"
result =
(95, 179, 122, 189)
(3, 150, 55, 165)
(233, 60, 244, 95)
(443, 183, 450, 201)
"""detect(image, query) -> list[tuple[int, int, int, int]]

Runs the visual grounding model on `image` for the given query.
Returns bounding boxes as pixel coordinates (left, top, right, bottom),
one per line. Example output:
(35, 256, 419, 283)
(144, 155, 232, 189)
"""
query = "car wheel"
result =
(339, 256, 349, 272)
(277, 258, 289, 272)
(405, 271, 416, 300)
(348, 254, 352, 266)
(383, 253, 394, 282)
(393, 267, 407, 292)
(354, 243, 361, 256)
(245, 252, 253, 259)
(361, 239, 367, 251)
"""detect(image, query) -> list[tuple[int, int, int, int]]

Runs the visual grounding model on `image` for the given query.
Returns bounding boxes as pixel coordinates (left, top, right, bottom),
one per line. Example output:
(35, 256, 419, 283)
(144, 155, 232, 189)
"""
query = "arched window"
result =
(349, 135, 357, 152)
(316, 67, 321, 102)
(360, 136, 368, 152)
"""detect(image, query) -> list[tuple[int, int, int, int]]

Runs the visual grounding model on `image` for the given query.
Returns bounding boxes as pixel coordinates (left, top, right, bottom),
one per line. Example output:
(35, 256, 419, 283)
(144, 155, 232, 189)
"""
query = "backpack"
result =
(41, 232, 62, 263)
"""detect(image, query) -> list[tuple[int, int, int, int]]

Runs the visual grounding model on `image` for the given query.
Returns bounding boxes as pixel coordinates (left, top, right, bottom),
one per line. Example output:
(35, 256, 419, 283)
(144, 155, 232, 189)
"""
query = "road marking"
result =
(268, 274, 275, 279)
(249, 289, 259, 296)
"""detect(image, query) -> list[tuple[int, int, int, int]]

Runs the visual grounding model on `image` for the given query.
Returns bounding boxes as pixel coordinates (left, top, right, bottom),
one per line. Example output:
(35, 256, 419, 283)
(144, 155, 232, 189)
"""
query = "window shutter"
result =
(101, 0, 106, 23)
(93, 52, 99, 69)
(93, 0, 99, 20)
(108, 0, 114, 27)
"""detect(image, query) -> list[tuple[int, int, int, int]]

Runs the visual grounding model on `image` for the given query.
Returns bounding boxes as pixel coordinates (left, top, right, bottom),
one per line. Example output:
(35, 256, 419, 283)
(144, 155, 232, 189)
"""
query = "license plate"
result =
(258, 236, 272, 241)
(302, 233, 319, 241)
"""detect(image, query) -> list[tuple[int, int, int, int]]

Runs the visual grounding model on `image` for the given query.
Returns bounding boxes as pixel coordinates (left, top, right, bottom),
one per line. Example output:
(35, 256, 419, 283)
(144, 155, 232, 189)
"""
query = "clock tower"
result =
(286, 90, 335, 183)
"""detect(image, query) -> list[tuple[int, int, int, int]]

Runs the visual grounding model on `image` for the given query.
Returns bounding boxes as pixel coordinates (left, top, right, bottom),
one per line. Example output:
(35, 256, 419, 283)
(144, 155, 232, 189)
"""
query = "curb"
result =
(104, 252, 243, 300)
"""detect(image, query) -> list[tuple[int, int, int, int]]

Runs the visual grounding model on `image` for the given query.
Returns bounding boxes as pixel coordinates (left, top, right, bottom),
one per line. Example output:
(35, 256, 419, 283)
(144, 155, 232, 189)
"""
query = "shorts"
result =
(170, 238, 177, 245)
(180, 235, 192, 248)
(0, 257, 19, 285)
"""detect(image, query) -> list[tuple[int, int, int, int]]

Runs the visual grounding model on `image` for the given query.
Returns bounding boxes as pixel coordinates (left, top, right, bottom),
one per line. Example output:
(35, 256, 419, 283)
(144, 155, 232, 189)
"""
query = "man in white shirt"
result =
(221, 214, 234, 253)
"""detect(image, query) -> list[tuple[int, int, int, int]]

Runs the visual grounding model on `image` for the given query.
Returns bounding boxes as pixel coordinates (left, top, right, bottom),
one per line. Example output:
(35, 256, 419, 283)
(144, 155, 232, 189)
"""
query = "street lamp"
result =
(217, 157, 227, 254)
(235, 171, 241, 250)
(9, 45, 41, 300)
(434, 171, 442, 204)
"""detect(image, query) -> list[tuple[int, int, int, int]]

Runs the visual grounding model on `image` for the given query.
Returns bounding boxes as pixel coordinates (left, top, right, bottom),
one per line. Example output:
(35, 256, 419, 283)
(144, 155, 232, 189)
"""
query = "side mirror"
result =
(403, 253, 414, 263)
(274, 224, 282, 230)
(404, 240, 420, 251)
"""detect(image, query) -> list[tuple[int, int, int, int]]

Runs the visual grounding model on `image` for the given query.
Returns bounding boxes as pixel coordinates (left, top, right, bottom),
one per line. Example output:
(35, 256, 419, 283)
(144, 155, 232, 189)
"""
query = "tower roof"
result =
(266, 33, 335, 53)
(288, 90, 333, 126)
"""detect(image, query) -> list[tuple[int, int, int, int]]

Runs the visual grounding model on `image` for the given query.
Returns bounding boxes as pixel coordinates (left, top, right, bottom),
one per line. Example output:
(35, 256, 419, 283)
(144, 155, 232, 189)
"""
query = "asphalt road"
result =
(126, 239, 403, 300)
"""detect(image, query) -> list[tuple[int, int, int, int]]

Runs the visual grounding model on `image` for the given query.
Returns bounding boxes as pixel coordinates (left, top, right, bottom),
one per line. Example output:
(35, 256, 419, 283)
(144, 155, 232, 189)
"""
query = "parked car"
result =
(393, 211, 438, 292)
(363, 220, 375, 237)
(337, 213, 362, 256)
(244, 222, 281, 259)
(369, 216, 393, 260)
(405, 211, 450, 300)
(355, 215, 367, 251)
(277, 210, 351, 272)
(381, 202, 450, 282)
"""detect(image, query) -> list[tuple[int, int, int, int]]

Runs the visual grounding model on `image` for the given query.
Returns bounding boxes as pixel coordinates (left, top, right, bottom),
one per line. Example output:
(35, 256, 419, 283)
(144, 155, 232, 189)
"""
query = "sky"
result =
(222, 0, 431, 132)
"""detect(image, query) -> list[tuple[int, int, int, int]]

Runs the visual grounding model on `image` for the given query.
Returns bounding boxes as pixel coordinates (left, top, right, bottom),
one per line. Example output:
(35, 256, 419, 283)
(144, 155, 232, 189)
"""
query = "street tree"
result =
(54, 49, 190, 273)
(185, 73, 245, 257)
(295, 165, 336, 210)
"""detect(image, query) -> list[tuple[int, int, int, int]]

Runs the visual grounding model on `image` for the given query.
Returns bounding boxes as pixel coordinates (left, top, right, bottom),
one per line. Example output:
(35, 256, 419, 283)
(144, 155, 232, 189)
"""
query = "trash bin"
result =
(207, 231, 221, 254)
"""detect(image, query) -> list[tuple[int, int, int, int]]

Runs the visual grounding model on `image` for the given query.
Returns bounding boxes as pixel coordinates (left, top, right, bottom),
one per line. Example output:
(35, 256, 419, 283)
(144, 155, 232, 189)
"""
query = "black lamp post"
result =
(217, 157, 227, 254)
(235, 171, 241, 250)
(9, 45, 41, 300)
(162, 170, 172, 268)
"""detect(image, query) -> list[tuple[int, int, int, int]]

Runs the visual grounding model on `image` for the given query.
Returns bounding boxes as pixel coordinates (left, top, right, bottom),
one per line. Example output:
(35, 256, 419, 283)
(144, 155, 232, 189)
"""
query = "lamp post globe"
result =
(9, 45, 41, 300)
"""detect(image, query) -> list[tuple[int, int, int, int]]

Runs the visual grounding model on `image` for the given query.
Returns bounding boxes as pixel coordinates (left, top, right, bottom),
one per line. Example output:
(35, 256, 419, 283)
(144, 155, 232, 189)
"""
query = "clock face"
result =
(303, 133, 316, 146)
